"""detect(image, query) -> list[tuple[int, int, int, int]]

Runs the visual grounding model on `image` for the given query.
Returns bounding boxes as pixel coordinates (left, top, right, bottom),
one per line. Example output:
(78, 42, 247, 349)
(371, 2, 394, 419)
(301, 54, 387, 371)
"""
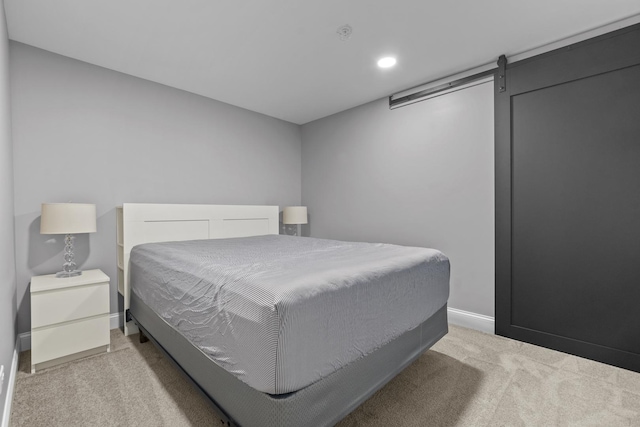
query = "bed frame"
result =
(117, 203, 448, 426)
(116, 203, 279, 336)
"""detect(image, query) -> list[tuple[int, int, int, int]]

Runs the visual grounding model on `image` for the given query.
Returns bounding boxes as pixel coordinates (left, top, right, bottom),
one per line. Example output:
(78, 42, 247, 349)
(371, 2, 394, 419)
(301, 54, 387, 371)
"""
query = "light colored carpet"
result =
(10, 325, 640, 426)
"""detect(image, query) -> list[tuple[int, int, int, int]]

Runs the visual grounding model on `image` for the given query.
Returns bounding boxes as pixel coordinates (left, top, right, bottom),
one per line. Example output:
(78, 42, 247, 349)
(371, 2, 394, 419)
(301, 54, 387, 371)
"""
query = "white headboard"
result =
(116, 203, 279, 335)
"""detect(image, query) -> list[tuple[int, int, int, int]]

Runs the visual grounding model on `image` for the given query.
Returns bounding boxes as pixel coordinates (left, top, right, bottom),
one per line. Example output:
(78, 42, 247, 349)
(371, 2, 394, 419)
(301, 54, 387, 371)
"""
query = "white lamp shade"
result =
(283, 206, 308, 225)
(40, 203, 97, 234)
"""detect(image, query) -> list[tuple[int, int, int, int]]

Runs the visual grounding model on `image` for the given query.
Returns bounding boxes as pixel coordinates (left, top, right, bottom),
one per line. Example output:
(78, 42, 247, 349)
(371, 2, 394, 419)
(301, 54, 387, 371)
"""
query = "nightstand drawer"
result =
(31, 282, 109, 329)
(31, 314, 110, 365)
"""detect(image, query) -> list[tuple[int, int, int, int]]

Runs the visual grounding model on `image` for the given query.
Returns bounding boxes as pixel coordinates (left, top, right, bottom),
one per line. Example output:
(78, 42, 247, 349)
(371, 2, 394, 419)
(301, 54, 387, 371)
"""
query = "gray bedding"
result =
(130, 234, 449, 394)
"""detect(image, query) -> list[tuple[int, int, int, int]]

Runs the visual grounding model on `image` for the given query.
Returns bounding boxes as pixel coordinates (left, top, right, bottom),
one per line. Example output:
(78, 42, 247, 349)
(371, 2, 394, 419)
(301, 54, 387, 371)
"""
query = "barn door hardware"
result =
(498, 55, 507, 92)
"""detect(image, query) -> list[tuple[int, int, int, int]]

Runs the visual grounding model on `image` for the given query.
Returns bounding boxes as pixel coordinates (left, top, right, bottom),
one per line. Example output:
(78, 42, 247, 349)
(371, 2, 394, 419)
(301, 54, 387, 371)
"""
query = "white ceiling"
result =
(5, 1, 640, 124)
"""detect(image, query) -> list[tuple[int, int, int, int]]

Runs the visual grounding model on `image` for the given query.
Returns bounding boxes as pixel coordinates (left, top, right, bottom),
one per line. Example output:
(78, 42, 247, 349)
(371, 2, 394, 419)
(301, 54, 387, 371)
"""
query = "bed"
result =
(118, 203, 450, 426)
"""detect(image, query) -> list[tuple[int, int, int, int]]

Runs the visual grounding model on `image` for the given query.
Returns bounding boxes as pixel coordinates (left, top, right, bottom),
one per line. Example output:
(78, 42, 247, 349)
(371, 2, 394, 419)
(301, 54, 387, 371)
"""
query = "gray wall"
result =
(301, 81, 495, 317)
(10, 42, 302, 334)
(0, 0, 16, 418)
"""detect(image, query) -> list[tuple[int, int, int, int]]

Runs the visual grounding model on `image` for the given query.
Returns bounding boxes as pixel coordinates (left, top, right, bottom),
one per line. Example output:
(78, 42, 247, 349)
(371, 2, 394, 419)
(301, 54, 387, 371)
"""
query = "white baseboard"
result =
(110, 311, 123, 330)
(1, 337, 19, 427)
(17, 333, 29, 353)
(19, 312, 123, 352)
(447, 307, 495, 335)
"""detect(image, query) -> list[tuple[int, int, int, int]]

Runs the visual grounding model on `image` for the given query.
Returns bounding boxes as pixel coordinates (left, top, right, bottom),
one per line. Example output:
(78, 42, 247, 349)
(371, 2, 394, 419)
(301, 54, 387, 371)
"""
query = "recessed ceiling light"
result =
(377, 57, 397, 68)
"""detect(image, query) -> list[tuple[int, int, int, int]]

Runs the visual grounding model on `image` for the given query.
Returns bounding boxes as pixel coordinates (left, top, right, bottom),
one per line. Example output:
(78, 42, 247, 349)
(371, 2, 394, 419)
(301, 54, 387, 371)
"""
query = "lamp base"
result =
(55, 270, 83, 278)
(56, 234, 82, 278)
(284, 224, 299, 236)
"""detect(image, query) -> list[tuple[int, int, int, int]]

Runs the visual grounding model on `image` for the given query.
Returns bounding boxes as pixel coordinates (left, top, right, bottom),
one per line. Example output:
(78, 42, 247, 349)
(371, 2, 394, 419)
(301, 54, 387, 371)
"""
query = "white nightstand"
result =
(30, 269, 111, 373)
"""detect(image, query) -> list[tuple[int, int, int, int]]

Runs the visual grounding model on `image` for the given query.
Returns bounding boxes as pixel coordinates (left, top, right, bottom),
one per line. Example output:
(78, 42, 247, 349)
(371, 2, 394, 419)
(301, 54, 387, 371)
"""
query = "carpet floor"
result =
(10, 325, 640, 426)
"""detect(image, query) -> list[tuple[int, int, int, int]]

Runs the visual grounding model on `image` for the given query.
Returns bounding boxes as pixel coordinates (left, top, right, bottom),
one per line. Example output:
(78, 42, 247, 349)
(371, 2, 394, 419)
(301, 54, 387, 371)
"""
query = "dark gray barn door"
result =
(495, 24, 640, 371)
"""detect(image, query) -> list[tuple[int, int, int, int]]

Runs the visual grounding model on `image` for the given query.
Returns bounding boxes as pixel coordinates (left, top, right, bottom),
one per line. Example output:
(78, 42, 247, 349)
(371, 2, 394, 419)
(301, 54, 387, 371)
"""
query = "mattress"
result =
(130, 234, 449, 394)
(130, 293, 448, 427)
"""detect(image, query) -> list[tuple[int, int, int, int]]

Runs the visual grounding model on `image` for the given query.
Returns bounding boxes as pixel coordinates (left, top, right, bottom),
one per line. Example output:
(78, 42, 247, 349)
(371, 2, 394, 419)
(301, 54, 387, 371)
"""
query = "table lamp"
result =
(283, 206, 308, 236)
(40, 203, 97, 278)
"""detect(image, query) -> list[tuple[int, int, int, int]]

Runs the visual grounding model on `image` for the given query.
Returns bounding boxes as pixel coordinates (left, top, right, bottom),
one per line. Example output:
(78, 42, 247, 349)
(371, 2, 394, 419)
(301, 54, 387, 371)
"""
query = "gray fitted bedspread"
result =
(130, 234, 449, 394)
